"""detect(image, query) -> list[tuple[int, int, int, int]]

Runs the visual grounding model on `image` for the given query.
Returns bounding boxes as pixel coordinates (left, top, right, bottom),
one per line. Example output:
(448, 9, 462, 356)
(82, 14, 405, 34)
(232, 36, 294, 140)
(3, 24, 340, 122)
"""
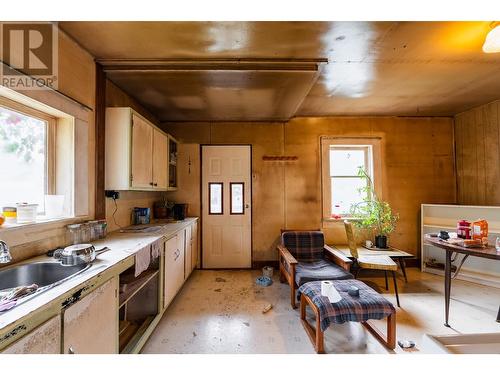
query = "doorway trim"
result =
(200, 144, 253, 269)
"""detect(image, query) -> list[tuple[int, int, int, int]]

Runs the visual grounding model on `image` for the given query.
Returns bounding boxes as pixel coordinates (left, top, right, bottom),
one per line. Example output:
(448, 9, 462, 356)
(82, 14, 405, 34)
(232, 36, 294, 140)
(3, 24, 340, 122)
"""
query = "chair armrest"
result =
(277, 244, 298, 266)
(324, 245, 353, 271)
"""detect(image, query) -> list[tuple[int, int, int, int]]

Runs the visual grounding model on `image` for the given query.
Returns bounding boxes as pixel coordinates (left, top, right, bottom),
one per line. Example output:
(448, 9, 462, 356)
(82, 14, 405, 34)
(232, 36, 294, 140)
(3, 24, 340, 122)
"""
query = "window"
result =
(230, 182, 244, 214)
(0, 99, 55, 215)
(321, 137, 381, 222)
(209, 182, 223, 214)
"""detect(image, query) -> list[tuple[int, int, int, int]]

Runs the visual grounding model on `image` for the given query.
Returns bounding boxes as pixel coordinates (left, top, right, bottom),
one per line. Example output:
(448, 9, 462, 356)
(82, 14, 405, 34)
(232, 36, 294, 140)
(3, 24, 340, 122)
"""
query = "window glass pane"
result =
(0, 106, 46, 213)
(230, 183, 244, 214)
(331, 177, 367, 215)
(329, 148, 366, 176)
(209, 183, 223, 214)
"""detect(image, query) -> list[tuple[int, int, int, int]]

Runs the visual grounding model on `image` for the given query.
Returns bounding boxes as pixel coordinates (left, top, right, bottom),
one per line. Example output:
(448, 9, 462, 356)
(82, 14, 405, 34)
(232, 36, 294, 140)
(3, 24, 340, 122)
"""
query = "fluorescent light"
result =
(483, 25, 500, 53)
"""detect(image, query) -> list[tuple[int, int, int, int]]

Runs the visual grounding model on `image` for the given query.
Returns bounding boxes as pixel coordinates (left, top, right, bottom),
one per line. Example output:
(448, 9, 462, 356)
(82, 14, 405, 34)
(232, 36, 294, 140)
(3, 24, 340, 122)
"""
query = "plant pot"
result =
(375, 235, 388, 249)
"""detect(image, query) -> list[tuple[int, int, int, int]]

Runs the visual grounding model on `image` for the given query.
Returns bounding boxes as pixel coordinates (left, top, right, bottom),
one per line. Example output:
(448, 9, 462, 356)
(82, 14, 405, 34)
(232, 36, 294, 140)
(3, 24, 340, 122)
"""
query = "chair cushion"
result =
(281, 231, 325, 262)
(295, 259, 353, 286)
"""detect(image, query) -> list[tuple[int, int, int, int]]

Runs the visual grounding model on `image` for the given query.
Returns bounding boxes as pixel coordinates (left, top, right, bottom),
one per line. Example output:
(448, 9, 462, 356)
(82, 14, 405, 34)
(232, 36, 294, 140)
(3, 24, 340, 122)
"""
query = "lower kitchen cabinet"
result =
(163, 235, 184, 309)
(191, 221, 199, 271)
(184, 224, 192, 279)
(63, 277, 118, 354)
(1, 315, 61, 354)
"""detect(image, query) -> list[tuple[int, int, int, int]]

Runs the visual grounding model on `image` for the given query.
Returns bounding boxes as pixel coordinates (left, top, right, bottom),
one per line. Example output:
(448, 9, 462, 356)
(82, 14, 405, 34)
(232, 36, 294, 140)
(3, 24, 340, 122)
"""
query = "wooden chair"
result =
(344, 220, 400, 307)
(277, 230, 353, 309)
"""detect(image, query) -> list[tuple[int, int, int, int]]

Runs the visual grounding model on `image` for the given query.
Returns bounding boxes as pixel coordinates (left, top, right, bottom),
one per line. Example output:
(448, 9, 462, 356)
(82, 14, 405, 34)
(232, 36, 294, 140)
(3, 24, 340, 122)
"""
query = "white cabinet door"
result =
(163, 235, 184, 309)
(63, 277, 118, 354)
(184, 225, 192, 278)
(131, 114, 153, 189)
(1, 315, 61, 354)
(191, 221, 198, 271)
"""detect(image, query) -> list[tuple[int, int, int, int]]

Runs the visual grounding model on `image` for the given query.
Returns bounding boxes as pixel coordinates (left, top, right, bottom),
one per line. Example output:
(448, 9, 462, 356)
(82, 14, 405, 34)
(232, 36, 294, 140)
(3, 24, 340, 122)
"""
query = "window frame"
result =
(0, 96, 57, 214)
(321, 137, 382, 224)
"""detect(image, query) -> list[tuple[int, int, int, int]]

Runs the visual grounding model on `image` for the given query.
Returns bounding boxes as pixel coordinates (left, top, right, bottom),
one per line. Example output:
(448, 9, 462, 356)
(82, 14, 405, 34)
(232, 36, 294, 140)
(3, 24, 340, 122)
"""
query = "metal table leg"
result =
(398, 258, 408, 283)
(444, 250, 453, 327)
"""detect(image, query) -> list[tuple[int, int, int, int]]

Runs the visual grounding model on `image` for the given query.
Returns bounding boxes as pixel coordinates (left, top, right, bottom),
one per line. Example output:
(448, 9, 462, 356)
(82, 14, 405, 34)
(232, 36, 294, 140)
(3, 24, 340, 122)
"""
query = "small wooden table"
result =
(333, 245, 414, 282)
(424, 235, 500, 327)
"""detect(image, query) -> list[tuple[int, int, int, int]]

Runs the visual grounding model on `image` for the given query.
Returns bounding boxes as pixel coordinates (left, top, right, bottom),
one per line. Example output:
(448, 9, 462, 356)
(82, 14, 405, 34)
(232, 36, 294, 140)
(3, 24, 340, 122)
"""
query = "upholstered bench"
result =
(298, 279, 396, 353)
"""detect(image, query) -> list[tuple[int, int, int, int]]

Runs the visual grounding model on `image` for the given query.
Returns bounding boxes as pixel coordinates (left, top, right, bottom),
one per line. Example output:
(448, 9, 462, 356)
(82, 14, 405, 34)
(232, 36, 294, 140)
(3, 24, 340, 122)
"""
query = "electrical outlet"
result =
(105, 190, 120, 200)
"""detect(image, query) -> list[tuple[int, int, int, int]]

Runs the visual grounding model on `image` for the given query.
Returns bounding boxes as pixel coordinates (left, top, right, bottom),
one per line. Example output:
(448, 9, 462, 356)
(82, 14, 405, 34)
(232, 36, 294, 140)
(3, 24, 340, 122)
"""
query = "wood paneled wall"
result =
(455, 100, 500, 206)
(162, 117, 456, 261)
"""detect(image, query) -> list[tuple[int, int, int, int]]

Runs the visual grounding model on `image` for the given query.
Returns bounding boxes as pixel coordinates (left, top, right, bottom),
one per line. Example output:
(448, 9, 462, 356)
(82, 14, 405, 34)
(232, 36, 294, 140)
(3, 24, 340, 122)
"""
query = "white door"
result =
(202, 145, 251, 268)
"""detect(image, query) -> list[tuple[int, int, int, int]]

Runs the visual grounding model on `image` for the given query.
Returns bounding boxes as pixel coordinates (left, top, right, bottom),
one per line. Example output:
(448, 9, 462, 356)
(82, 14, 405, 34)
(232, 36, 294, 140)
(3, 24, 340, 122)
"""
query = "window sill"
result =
(0, 216, 77, 232)
(323, 217, 363, 222)
(322, 217, 363, 228)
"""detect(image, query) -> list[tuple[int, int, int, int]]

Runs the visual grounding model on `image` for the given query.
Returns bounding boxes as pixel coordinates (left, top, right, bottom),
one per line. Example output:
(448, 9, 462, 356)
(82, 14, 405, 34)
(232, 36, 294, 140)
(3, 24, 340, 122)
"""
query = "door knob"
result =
(245, 204, 250, 208)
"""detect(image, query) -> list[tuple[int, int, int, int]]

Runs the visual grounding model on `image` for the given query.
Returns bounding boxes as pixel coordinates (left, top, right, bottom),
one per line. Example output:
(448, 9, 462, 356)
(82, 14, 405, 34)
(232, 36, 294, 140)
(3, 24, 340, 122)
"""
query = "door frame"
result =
(200, 144, 253, 269)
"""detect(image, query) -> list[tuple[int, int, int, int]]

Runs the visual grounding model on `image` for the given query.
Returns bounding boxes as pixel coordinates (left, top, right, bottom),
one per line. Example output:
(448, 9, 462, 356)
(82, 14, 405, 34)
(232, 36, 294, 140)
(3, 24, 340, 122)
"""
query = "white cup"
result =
(365, 240, 373, 248)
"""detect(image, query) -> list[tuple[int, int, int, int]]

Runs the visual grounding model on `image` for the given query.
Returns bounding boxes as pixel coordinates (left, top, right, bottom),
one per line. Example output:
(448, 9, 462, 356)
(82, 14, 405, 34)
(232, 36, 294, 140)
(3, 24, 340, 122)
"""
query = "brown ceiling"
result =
(59, 21, 500, 121)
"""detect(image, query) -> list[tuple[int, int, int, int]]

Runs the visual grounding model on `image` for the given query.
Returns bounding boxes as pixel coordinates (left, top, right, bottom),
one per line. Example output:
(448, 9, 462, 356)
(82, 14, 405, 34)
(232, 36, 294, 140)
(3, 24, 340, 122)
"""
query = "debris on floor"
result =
(256, 276, 273, 286)
(262, 304, 273, 314)
(398, 339, 416, 349)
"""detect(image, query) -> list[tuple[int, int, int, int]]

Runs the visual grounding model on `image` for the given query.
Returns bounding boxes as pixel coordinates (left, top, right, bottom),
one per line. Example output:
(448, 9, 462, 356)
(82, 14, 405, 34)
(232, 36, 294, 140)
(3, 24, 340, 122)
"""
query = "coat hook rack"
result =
(262, 155, 298, 161)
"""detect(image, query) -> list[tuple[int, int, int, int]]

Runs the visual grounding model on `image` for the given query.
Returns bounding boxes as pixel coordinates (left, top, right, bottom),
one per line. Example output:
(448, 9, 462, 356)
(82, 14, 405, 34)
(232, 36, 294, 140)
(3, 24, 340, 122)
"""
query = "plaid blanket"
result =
(298, 280, 395, 331)
(281, 231, 324, 262)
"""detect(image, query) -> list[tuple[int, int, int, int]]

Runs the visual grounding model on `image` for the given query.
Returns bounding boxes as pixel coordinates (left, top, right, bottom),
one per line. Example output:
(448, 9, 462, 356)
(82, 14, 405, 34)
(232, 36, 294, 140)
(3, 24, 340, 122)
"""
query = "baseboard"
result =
(252, 260, 279, 270)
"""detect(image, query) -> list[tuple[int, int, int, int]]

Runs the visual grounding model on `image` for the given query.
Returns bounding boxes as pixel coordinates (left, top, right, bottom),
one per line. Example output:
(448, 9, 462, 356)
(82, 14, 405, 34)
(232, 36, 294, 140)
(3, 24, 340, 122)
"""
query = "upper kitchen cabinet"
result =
(105, 107, 178, 191)
(168, 136, 178, 190)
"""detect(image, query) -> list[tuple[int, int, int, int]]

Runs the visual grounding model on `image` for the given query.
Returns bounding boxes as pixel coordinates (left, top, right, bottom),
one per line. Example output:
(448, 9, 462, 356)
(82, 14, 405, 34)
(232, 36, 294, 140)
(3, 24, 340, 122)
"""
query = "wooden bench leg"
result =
(362, 311, 396, 350)
(300, 294, 325, 353)
(291, 283, 297, 309)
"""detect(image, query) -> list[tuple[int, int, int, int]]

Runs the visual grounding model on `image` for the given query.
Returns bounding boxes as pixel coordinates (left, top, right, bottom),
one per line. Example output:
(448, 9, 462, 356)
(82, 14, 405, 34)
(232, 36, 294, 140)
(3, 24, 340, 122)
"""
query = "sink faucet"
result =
(0, 241, 12, 263)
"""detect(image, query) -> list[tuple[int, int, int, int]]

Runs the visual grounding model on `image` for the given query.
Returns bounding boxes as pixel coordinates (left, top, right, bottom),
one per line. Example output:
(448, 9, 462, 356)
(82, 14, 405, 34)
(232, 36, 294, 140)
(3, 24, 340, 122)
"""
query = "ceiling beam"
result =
(98, 58, 328, 72)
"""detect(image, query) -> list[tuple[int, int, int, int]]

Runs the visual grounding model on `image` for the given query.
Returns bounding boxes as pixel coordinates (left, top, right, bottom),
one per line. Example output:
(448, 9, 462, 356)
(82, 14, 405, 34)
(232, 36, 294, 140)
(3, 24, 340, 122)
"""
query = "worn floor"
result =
(141, 268, 500, 354)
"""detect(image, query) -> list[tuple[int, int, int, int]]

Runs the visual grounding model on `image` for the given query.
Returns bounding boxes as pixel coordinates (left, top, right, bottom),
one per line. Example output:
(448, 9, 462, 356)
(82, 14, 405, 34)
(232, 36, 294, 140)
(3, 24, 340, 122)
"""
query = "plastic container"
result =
(2, 207, 17, 223)
(457, 219, 471, 239)
(67, 224, 83, 245)
(472, 219, 488, 245)
(16, 203, 38, 223)
(88, 220, 100, 241)
(80, 223, 91, 243)
(262, 266, 274, 278)
(98, 220, 107, 239)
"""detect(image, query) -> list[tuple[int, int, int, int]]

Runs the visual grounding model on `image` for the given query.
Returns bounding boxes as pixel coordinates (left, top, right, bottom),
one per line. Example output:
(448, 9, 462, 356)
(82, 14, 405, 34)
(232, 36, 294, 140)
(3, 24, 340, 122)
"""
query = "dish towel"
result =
(134, 244, 151, 277)
(151, 239, 162, 260)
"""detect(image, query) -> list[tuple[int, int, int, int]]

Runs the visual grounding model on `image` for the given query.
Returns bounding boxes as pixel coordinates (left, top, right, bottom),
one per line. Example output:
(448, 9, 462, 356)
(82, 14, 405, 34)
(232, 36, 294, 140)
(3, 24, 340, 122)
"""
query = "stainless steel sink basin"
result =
(0, 262, 89, 291)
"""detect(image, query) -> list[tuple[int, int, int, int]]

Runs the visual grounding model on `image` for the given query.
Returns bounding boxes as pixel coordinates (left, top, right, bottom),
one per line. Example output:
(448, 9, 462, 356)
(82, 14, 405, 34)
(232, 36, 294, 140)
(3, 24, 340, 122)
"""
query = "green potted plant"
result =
(349, 167, 399, 249)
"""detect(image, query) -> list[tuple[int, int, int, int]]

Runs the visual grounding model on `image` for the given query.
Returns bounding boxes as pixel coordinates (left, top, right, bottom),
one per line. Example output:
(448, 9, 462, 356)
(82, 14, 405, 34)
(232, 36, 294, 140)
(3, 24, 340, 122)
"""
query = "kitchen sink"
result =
(0, 262, 90, 291)
(0, 262, 91, 312)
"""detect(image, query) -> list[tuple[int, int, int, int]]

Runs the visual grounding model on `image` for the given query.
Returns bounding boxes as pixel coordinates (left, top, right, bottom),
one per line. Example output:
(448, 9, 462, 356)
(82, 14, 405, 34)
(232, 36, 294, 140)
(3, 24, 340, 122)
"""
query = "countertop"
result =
(0, 217, 198, 332)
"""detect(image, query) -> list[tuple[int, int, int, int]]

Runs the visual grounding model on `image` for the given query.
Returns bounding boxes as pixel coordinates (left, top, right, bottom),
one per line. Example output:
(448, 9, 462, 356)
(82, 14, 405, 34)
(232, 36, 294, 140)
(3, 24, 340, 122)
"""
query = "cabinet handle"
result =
(68, 346, 75, 354)
(149, 182, 154, 186)
(153, 183, 158, 186)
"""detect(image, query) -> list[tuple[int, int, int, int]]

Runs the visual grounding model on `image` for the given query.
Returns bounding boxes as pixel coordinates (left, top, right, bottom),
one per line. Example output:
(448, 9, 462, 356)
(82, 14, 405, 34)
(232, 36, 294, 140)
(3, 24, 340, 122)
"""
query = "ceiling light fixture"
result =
(483, 22, 500, 53)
